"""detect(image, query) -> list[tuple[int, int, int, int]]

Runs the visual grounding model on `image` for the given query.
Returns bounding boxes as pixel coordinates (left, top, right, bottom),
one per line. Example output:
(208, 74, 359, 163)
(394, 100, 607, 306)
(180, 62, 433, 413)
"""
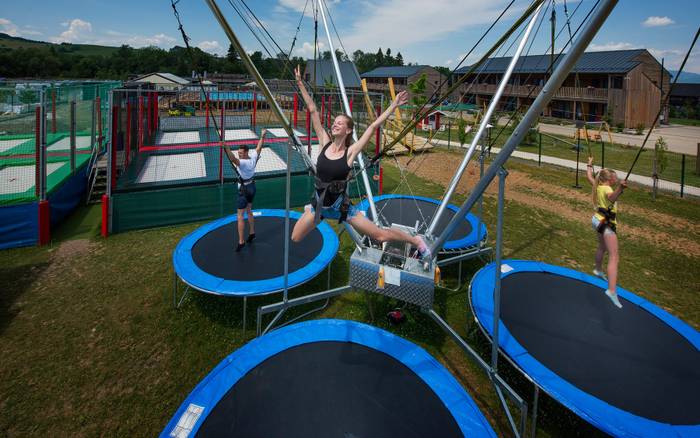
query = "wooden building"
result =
(361, 65, 446, 100)
(453, 49, 671, 128)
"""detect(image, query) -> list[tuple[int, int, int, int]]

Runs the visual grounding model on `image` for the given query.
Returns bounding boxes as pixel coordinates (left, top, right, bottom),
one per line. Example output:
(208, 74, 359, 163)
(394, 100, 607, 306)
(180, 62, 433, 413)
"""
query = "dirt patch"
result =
(38, 239, 100, 283)
(391, 151, 700, 255)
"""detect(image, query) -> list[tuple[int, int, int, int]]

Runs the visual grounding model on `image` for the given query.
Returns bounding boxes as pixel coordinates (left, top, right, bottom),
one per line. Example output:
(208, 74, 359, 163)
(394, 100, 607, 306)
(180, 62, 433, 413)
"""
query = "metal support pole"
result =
(316, 0, 379, 224)
(91, 98, 96, 152)
(39, 90, 47, 201)
(681, 154, 686, 198)
(491, 168, 507, 371)
(538, 132, 542, 166)
(204, 0, 315, 173)
(106, 92, 113, 198)
(426, 3, 543, 237)
(430, 0, 619, 255)
(447, 121, 451, 149)
(70, 100, 76, 173)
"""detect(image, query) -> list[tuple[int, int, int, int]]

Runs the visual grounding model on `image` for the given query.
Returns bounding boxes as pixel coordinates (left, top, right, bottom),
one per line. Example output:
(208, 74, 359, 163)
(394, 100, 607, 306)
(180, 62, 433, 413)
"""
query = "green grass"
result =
(428, 124, 700, 187)
(0, 159, 698, 436)
(669, 117, 700, 127)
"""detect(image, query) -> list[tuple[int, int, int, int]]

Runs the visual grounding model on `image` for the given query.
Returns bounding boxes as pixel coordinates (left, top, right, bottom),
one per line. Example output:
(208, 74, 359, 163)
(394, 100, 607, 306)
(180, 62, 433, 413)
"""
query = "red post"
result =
(349, 98, 353, 113)
(111, 105, 118, 190)
(38, 200, 50, 245)
(101, 194, 109, 238)
(35, 107, 41, 197)
(51, 89, 57, 134)
(293, 94, 298, 128)
(205, 93, 210, 130)
(220, 101, 225, 140)
(252, 92, 257, 128)
(327, 95, 332, 127)
(138, 96, 144, 151)
(125, 102, 132, 167)
(321, 96, 325, 128)
(146, 94, 152, 136)
(306, 108, 311, 145)
(153, 92, 159, 133)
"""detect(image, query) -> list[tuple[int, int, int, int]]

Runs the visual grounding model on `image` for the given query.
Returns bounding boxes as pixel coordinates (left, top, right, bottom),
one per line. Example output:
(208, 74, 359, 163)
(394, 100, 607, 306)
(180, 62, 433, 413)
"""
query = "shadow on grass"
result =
(52, 203, 101, 243)
(0, 262, 50, 335)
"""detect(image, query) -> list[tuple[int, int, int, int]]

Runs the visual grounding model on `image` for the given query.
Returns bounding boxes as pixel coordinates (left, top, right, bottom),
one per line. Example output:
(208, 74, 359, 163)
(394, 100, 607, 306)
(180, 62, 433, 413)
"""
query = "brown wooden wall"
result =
(624, 64, 662, 128)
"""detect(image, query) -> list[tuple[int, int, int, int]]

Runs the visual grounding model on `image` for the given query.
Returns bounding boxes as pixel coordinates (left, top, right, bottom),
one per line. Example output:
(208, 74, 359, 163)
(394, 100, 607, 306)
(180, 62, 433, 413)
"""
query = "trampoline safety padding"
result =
(162, 319, 496, 438)
(470, 260, 700, 437)
(173, 209, 339, 296)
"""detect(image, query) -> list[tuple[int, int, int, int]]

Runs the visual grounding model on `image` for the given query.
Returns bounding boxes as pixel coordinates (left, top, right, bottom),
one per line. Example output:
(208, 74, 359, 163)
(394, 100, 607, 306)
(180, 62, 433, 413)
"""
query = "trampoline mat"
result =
(369, 198, 473, 243)
(191, 216, 325, 282)
(197, 341, 464, 437)
(500, 272, 700, 424)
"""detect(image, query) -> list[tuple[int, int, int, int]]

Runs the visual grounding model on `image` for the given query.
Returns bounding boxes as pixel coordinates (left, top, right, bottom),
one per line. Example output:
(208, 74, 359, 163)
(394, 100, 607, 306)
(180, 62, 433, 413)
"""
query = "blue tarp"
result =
(0, 202, 38, 249)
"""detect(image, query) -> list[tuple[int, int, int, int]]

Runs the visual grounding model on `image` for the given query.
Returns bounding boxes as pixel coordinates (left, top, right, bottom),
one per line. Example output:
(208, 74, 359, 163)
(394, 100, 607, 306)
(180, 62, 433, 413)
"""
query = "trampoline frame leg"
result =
(530, 386, 540, 438)
(173, 274, 191, 309)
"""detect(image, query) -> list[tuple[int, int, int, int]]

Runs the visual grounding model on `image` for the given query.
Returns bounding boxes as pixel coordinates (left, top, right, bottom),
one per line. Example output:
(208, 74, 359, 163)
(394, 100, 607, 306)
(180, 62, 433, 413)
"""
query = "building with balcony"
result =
(361, 65, 447, 100)
(454, 49, 670, 128)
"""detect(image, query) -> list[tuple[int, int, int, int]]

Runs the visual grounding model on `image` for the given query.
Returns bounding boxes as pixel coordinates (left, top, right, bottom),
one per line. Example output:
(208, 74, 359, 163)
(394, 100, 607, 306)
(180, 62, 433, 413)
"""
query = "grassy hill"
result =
(0, 32, 120, 57)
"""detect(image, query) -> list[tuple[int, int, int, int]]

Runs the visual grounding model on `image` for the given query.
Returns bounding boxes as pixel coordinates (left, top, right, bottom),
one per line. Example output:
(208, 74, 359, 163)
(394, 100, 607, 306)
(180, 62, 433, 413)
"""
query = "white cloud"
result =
(50, 18, 92, 43)
(642, 16, 675, 28)
(588, 42, 638, 52)
(342, 0, 511, 53)
(0, 18, 42, 37)
(294, 41, 326, 58)
(198, 40, 225, 55)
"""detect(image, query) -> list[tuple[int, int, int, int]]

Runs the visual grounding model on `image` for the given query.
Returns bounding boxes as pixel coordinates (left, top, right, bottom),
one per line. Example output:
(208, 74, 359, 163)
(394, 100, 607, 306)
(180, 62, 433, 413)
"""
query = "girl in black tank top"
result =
(316, 141, 351, 206)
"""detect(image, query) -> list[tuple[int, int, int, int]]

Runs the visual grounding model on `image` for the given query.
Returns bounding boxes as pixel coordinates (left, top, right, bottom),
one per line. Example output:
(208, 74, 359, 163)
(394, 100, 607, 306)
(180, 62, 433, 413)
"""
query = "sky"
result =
(1, 0, 699, 73)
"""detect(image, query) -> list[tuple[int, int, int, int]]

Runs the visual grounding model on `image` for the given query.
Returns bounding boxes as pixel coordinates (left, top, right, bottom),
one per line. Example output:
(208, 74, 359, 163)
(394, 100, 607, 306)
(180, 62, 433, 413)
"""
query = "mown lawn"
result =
(0, 155, 698, 437)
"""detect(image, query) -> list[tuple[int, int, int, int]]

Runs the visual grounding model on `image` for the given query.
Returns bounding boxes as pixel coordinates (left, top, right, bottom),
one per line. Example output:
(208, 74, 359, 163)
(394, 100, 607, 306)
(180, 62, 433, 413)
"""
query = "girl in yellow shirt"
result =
(586, 157, 628, 308)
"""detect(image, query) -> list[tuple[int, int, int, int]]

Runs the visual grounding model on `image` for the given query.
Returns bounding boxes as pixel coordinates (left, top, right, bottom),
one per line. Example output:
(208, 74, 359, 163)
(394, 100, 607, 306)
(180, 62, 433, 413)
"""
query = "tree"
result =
(408, 73, 427, 107)
(395, 52, 404, 66)
(375, 48, 384, 66)
(19, 89, 37, 105)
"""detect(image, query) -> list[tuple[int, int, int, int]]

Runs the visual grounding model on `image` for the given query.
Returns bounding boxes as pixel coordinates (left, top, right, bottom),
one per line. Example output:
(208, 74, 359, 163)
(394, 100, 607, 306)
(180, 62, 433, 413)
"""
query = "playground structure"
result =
(574, 119, 613, 143)
(101, 85, 385, 234)
(0, 81, 118, 249)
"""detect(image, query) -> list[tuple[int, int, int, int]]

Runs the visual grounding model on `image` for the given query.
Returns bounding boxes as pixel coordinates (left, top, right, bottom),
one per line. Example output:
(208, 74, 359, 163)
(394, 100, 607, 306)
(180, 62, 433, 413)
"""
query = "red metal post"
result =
(349, 98, 353, 113)
(138, 96, 144, 151)
(293, 94, 298, 128)
(125, 102, 132, 167)
(146, 93, 152, 136)
(38, 200, 50, 245)
(379, 167, 384, 194)
(101, 194, 109, 238)
(35, 107, 41, 197)
(375, 105, 381, 155)
(220, 101, 225, 140)
(153, 92, 159, 133)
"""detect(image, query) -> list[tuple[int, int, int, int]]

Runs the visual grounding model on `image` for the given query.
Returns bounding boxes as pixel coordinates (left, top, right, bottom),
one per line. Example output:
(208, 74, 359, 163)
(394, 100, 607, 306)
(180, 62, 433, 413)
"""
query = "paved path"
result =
(426, 137, 699, 197)
(538, 123, 700, 156)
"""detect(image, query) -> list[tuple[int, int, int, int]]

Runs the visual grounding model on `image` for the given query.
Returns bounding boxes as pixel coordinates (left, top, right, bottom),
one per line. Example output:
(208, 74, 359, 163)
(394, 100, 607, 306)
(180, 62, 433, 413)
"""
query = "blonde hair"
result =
(592, 168, 617, 206)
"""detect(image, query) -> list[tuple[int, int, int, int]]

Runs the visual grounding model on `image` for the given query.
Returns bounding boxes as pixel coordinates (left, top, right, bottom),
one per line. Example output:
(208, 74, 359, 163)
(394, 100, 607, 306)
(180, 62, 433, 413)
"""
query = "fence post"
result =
(538, 132, 542, 166)
(680, 154, 686, 198)
(35, 107, 41, 198)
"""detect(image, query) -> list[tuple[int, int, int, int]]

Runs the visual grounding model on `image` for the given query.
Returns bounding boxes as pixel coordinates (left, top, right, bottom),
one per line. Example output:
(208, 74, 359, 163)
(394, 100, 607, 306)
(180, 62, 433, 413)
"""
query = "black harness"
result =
(596, 207, 617, 234)
(311, 175, 352, 224)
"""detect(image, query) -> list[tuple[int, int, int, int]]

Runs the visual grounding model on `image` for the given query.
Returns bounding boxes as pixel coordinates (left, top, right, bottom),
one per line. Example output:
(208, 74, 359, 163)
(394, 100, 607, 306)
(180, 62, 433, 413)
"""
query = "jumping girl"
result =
(291, 65, 430, 260)
(587, 157, 628, 308)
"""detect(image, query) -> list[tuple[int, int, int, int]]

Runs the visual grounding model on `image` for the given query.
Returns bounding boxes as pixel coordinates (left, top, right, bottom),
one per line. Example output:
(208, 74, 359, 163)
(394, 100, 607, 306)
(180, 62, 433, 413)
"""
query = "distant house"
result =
(303, 60, 362, 89)
(454, 49, 671, 128)
(361, 66, 446, 100)
(131, 72, 190, 91)
(669, 83, 700, 108)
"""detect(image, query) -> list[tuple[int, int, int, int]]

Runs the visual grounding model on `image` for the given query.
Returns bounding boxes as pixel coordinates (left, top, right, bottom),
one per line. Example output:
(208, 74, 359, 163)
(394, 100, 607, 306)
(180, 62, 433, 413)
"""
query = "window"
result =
(611, 76, 624, 89)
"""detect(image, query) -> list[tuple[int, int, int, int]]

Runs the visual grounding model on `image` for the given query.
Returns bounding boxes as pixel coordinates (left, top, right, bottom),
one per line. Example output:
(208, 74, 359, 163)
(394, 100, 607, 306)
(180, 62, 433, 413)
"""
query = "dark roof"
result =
(454, 49, 653, 75)
(304, 60, 362, 88)
(670, 83, 700, 98)
(361, 65, 436, 78)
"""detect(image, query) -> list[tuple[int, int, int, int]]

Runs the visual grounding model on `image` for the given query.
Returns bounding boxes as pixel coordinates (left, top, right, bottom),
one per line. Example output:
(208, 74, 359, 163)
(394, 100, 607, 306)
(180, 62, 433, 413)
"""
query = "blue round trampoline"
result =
(162, 319, 496, 437)
(173, 209, 339, 296)
(357, 194, 487, 252)
(470, 260, 700, 437)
